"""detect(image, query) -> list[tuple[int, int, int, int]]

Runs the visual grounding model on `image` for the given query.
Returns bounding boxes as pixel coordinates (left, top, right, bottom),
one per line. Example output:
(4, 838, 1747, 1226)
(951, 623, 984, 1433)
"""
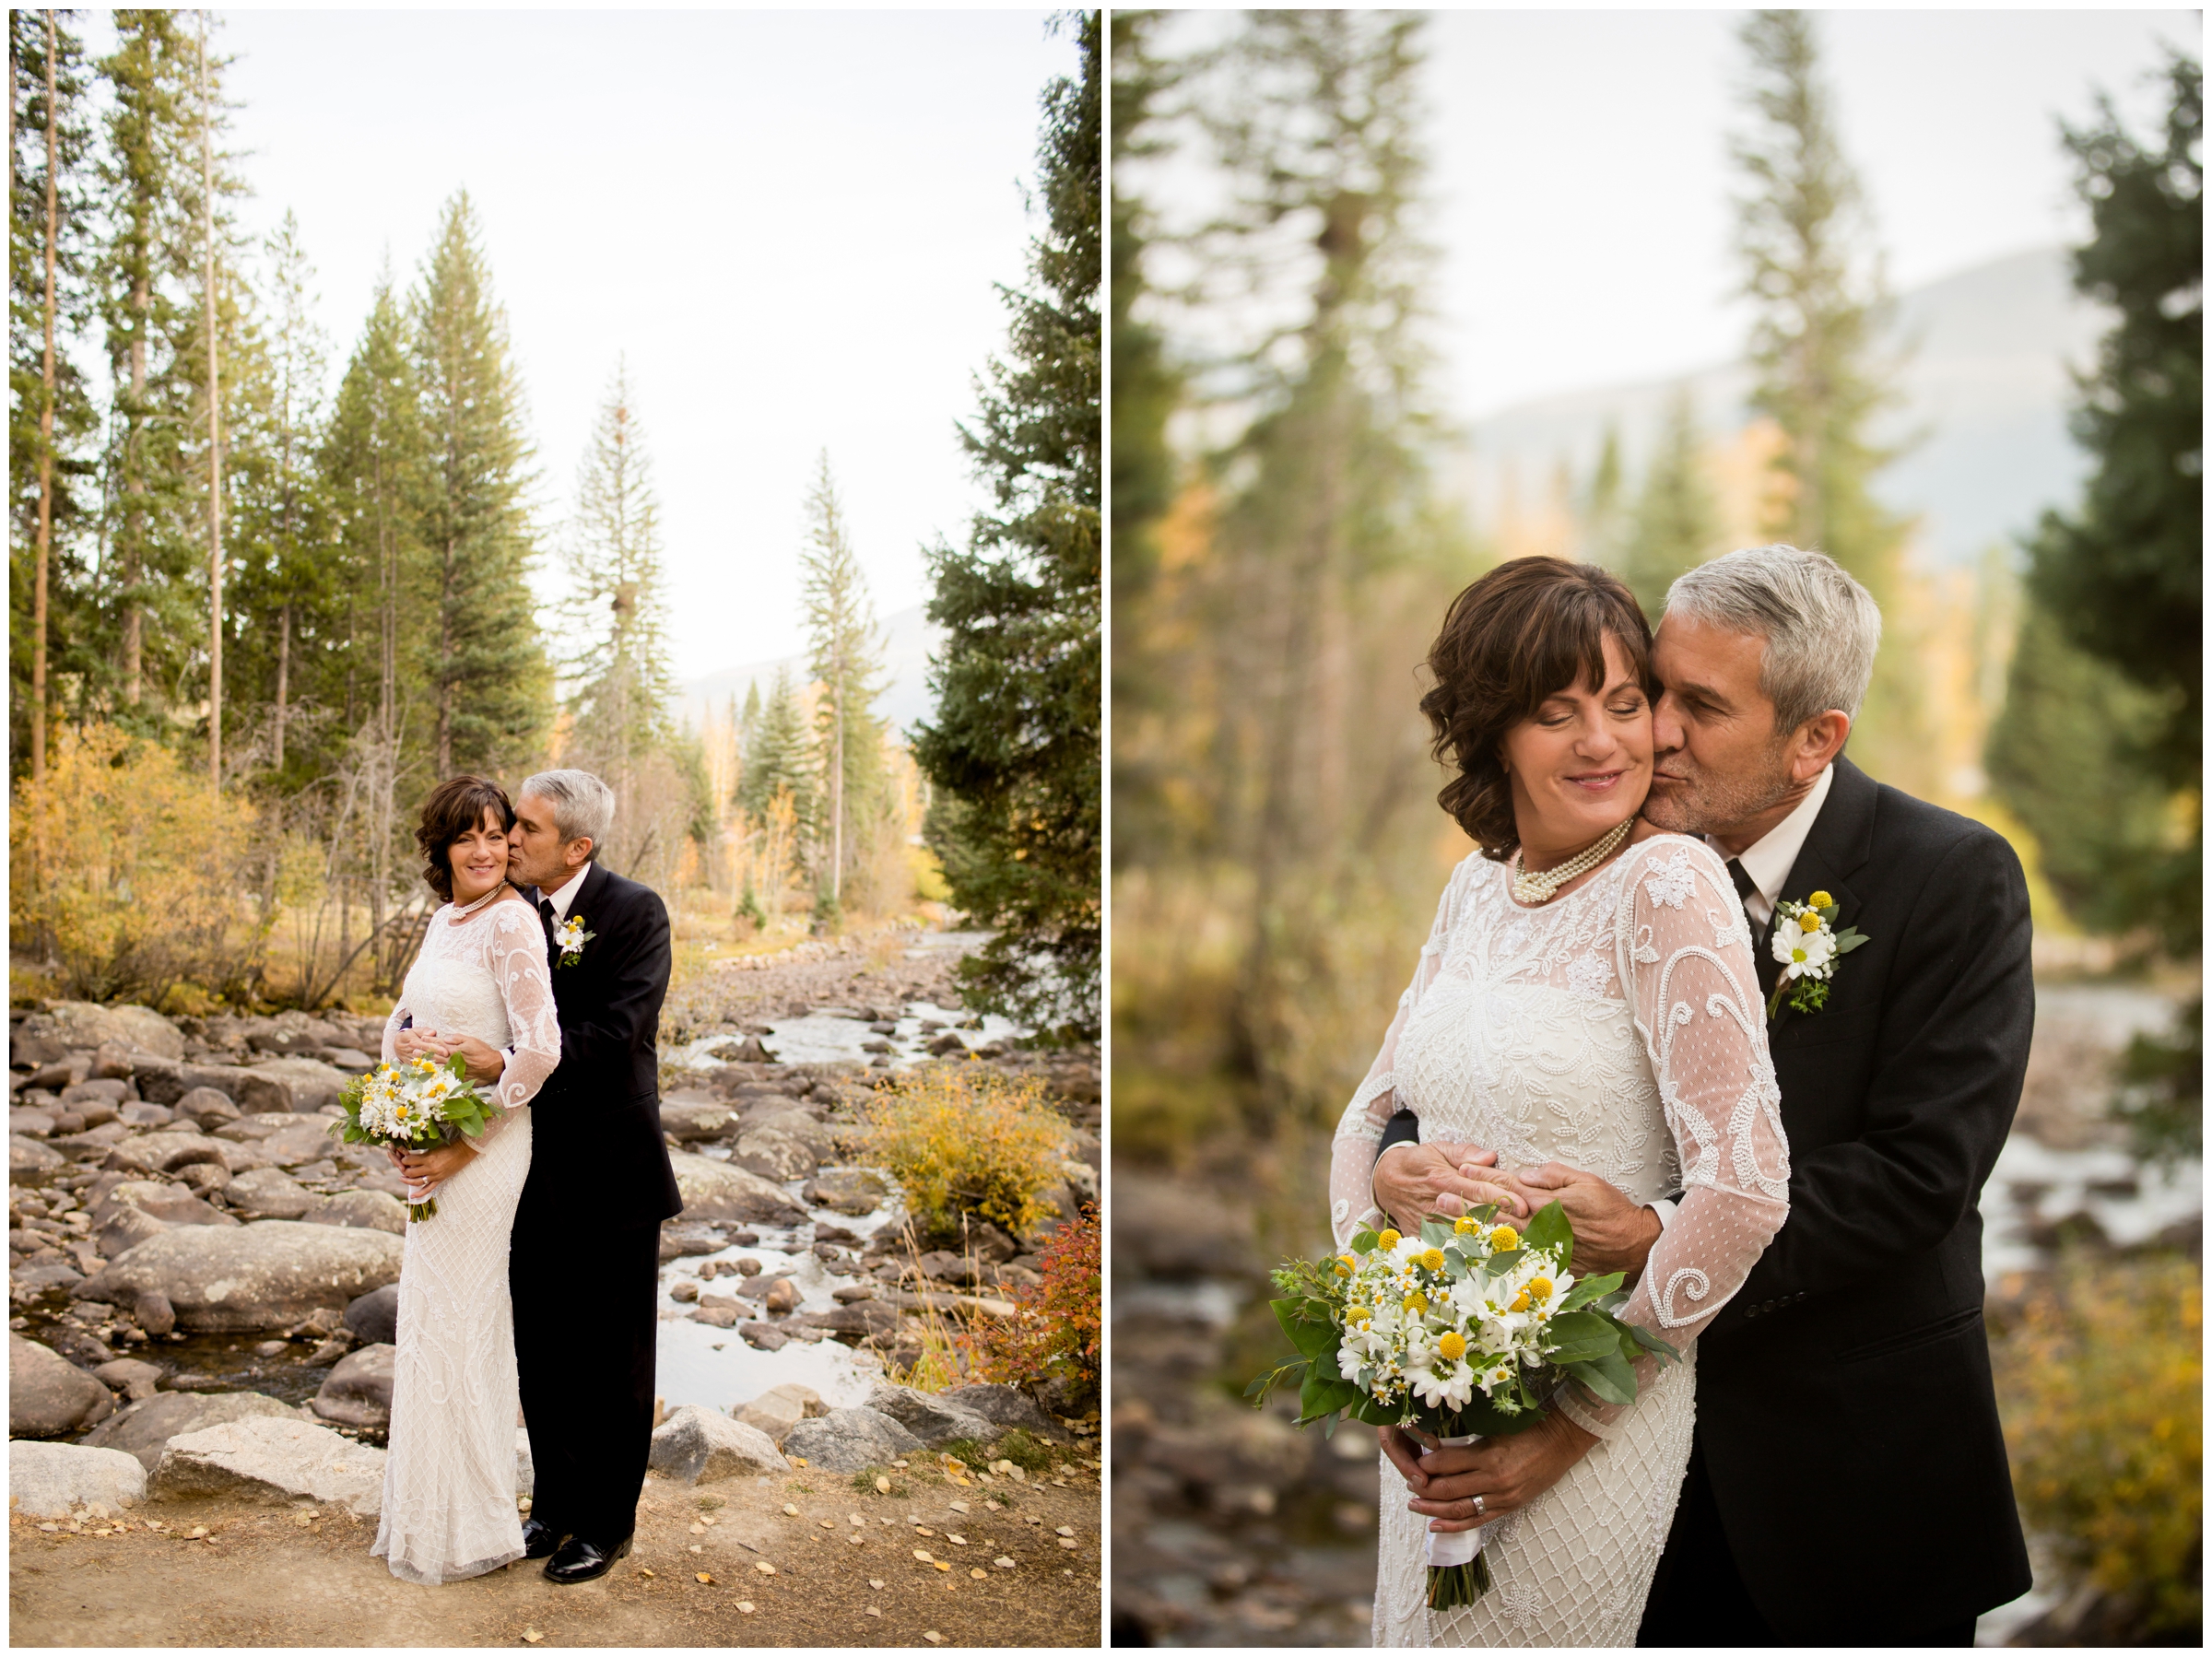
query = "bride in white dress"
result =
(1327, 559, 1791, 1646)
(371, 777, 561, 1586)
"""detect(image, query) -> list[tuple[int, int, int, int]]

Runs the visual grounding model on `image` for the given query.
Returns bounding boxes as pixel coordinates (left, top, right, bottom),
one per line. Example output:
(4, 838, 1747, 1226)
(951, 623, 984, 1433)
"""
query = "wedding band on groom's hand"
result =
(1472, 1495, 1486, 1516)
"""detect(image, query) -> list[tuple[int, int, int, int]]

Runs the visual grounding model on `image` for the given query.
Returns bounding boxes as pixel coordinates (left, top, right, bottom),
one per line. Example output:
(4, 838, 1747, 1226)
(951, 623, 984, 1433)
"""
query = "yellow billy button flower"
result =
(1419, 1248, 1445, 1272)
(1510, 1287, 1530, 1312)
(1377, 1228, 1401, 1251)
(1453, 1215, 1477, 1235)
(1347, 1305, 1371, 1325)
(1436, 1332, 1467, 1362)
(1335, 1254, 1356, 1275)
(1402, 1293, 1428, 1316)
(1490, 1225, 1520, 1252)
(1808, 890, 1833, 910)
(1799, 910, 1823, 933)
(1526, 1276, 1554, 1307)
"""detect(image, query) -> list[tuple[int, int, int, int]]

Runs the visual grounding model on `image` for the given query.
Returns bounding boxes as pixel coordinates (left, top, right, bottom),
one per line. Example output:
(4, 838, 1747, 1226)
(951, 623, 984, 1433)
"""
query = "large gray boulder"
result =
(73, 1220, 403, 1333)
(225, 1166, 314, 1220)
(243, 1057, 347, 1114)
(81, 1389, 303, 1474)
(779, 1405, 924, 1474)
(939, 1381, 1070, 1440)
(866, 1383, 999, 1450)
(731, 1382, 825, 1445)
(730, 1125, 818, 1182)
(210, 1111, 306, 1146)
(750, 1108, 836, 1157)
(343, 1282, 399, 1346)
(88, 1180, 239, 1259)
(11, 1134, 65, 1186)
(646, 1404, 786, 1484)
(659, 1096, 739, 1143)
(134, 1063, 263, 1111)
(152, 1416, 386, 1516)
(10, 1333, 115, 1437)
(100, 1131, 229, 1179)
(8, 1440, 147, 1517)
(803, 1169, 888, 1216)
(310, 1342, 394, 1431)
(301, 1190, 407, 1236)
(667, 1150, 807, 1225)
(254, 1119, 349, 1167)
(44, 1003, 184, 1063)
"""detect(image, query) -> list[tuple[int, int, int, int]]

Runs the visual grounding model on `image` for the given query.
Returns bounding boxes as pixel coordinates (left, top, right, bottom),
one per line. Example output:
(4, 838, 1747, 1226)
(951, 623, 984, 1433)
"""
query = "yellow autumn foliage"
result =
(1993, 1250, 2202, 1637)
(11, 724, 266, 1006)
(855, 1061, 1070, 1243)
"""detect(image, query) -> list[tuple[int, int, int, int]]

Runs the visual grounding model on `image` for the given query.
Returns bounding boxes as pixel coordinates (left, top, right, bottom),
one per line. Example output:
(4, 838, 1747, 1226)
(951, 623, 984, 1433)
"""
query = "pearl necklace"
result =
(1509, 818, 1635, 905)
(450, 882, 505, 920)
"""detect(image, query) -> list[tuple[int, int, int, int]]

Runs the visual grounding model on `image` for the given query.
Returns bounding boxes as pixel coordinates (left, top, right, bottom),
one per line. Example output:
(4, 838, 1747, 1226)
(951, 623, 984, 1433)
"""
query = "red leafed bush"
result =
(965, 1204, 1100, 1415)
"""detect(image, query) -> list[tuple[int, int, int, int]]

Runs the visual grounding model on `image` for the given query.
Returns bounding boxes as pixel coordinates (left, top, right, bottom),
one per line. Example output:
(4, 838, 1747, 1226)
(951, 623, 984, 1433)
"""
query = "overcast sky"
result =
(1135, 8, 2199, 423)
(133, 10, 1073, 681)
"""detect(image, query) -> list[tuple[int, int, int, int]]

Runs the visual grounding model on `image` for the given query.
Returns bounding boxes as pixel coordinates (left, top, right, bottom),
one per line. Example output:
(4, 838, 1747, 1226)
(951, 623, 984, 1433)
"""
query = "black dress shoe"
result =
(544, 1533, 632, 1584)
(521, 1518, 565, 1559)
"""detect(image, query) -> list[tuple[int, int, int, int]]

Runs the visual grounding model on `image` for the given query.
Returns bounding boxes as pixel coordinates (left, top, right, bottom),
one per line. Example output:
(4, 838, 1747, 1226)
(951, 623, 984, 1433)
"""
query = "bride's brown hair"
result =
(1420, 557, 1654, 860)
(416, 775, 518, 902)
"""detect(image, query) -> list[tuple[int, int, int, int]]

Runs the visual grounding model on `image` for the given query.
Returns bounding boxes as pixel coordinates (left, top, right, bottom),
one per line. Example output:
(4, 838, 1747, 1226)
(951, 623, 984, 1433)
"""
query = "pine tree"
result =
(1579, 423, 1627, 571)
(1733, 10, 1921, 780)
(1618, 388, 1721, 619)
(737, 666, 816, 906)
(797, 451, 885, 909)
(411, 193, 547, 778)
(9, 9, 99, 780)
(915, 9, 1100, 1037)
(558, 360, 676, 802)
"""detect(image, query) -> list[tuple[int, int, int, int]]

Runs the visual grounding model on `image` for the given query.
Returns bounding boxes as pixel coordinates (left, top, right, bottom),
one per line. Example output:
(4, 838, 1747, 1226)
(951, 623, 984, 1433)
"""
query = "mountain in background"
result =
(679, 603, 943, 740)
(1445, 246, 2108, 568)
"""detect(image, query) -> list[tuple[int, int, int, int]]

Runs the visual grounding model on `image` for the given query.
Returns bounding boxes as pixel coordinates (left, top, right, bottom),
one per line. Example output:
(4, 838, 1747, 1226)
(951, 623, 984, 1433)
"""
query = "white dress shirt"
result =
(1709, 761, 1835, 931)
(539, 865, 588, 923)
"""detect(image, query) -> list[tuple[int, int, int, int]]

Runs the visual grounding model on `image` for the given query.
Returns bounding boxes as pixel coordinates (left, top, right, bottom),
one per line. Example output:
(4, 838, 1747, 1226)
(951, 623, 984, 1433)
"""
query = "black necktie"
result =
(536, 894, 559, 950)
(1725, 858, 1758, 907)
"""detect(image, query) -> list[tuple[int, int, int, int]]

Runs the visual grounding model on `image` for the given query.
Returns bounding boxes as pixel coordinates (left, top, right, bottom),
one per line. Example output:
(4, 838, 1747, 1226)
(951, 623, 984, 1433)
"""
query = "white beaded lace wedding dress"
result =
(372, 892, 561, 1586)
(1328, 833, 1791, 1646)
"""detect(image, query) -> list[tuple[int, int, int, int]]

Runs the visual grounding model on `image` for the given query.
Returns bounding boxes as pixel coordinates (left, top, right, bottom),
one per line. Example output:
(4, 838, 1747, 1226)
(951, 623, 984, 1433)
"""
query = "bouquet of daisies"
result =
(1249, 1202, 1677, 1609)
(329, 1054, 501, 1222)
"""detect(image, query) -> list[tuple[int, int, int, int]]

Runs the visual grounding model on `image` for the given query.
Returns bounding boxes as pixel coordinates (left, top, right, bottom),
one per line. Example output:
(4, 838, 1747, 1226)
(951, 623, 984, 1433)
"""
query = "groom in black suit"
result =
(1371, 546, 2034, 1645)
(504, 770, 684, 1584)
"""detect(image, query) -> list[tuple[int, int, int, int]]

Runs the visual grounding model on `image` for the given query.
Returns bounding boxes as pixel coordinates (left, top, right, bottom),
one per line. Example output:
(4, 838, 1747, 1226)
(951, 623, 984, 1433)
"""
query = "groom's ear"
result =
(1791, 711, 1851, 779)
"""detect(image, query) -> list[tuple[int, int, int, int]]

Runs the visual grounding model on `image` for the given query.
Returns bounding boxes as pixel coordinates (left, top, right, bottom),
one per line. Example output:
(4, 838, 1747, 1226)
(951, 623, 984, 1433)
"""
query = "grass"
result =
(994, 1429, 1053, 1474)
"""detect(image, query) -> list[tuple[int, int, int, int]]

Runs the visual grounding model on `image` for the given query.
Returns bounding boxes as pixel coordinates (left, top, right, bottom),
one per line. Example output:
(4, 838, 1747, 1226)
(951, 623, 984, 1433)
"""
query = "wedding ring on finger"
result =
(1472, 1495, 1486, 1517)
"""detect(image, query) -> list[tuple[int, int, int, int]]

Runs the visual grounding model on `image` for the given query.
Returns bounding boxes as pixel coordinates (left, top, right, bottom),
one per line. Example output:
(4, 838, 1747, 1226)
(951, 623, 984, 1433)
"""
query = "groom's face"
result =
(1642, 614, 1798, 840)
(509, 793, 581, 890)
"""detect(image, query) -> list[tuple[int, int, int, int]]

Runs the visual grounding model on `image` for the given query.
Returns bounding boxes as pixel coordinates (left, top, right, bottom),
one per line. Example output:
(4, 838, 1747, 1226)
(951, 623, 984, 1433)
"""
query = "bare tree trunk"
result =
(31, 10, 58, 784)
(198, 16, 222, 792)
(123, 271, 146, 703)
(273, 603, 289, 768)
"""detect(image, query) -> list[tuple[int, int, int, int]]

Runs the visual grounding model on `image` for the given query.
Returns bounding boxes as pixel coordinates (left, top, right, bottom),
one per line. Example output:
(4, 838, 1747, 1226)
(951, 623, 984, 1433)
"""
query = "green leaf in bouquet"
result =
(1441, 1251, 1470, 1282)
(1274, 1298, 1341, 1364)
(1539, 1310, 1621, 1364)
(1350, 1227, 1380, 1254)
(1436, 1392, 1547, 1440)
(1627, 1323, 1681, 1364)
(1594, 1287, 1630, 1315)
(1561, 1350, 1638, 1406)
(1521, 1199, 1573, 1271)
(1348, 1393, 1401, 1428)
(1299, 1370, 1362, 1425)
(1557, 1271, 1625, 1312)
(1834, 927, 1869, 954)
(1483, 1249, 1524, 1278)
(1418, 1216, 1454, 1249)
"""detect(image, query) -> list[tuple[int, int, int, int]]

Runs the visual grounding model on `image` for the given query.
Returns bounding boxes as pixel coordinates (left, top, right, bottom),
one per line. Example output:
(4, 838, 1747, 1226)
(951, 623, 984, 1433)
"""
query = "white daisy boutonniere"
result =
(1768, 890, 1868, 1018)
(553, 913, 595, 969)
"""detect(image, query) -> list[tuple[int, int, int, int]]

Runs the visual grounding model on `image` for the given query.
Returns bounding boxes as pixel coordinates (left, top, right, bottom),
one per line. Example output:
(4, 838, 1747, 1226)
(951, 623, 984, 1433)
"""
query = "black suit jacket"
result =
(515, 861, 683, 1231)
(1376, 758, 2034, 1636)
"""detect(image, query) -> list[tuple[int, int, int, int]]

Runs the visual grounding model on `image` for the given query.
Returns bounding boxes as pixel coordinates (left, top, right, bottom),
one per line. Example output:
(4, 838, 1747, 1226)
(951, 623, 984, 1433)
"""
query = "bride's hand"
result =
(1372, 1143, 1528, 1233)
(1393, 1414, 1599, 1533)
(394, 1026, 451, 1064)
(395, 1140, 477, 1196)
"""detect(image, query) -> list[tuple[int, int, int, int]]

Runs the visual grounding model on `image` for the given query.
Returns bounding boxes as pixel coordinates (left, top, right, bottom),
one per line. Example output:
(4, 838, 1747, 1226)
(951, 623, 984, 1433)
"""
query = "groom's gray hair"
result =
(521, 769, 615, 856)
(1665, 545, 1882, 733)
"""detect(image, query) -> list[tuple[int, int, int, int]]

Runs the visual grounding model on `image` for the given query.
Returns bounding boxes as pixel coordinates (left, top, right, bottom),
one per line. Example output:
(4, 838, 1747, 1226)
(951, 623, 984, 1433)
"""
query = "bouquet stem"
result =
(1427, 1553, 1491, 1609)
(406, 1195, 438, 1224)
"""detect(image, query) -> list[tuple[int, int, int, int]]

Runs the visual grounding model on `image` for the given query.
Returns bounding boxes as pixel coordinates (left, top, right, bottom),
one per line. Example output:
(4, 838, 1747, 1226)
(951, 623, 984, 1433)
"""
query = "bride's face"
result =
(1498, 632, 1653, 855)
(448, 809, 512, 904)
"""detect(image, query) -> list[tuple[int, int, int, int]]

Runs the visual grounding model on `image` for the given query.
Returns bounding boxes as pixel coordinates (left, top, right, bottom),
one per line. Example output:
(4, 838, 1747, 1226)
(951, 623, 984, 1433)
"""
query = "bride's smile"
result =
(1500, 632, 1654, 870)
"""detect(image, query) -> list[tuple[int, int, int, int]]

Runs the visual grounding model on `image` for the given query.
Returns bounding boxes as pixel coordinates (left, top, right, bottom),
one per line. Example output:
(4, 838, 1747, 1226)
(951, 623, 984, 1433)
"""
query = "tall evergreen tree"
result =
(916, 9, 1100, 1036)
(94, 9, 200, 723)
(1733, 10, 1922, 782)
(1618, 388, 1721, 619)
(737, 666, 813, 825)
(558, 360, 675, 790)
(9, 9, 99, 780)
(797, 451, 885, 909)
(410, 193, 547, 778)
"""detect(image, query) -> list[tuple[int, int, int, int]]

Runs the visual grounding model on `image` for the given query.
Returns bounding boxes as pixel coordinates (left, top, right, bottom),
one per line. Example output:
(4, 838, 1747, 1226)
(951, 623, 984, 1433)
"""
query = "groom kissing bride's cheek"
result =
(1341, 546, 2032, 1647)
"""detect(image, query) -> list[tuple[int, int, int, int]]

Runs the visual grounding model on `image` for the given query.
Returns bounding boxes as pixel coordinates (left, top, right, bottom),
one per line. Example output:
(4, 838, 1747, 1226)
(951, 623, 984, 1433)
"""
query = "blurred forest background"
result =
(1110, 9, 2199, 1646)
(7, 10, 1100, 1040)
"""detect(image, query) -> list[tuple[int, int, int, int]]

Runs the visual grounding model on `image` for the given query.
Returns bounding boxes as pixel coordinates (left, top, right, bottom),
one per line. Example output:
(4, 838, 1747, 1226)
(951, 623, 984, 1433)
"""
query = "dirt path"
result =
(11, 1454, 1101, 1646)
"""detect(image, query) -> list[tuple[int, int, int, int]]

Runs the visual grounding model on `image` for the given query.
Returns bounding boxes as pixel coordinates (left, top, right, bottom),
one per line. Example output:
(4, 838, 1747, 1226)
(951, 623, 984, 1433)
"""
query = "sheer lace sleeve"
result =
(382, 1001, 407, 1064)
(465, 899, 562, 1151)
(1325, 863, 1466, 1247)
(1559, 837, 1792, 1437)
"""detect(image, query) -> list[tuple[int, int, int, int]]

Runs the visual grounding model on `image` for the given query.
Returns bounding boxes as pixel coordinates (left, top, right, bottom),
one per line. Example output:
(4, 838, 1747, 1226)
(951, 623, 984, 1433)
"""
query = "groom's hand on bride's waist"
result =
(442, 1034, 506, 1086)
(1372, 1143, 1526, 1232)
(1502, 1162, 1662, 1279)
(1383, 1416, 1600, 1534)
